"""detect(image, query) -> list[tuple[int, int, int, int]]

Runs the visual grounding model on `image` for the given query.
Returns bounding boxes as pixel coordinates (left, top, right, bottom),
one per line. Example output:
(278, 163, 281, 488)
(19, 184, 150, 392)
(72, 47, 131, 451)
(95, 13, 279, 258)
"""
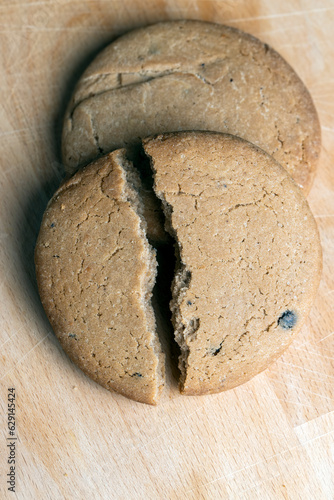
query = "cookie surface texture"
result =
(35, 151, 164, 405)
(62, 20, 320, 194)
(144, 132, 322, 395)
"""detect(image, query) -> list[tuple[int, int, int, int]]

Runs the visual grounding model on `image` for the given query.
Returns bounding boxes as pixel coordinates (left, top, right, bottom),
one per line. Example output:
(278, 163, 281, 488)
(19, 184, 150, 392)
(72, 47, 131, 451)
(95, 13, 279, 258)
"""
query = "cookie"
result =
(143, 132, 322, 395)
(35, 150, 164, 405)
(62, 20, 321, 194)
(36, 133, 322, 401)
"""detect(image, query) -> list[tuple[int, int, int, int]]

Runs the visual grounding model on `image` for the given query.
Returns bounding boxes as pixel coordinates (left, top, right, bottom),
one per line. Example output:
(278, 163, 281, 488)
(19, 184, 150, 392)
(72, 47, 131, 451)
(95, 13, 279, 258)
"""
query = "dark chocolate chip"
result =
(212, 347, 221, 356)
(209, 341, 223, 356)
(278, 310, 297, 330)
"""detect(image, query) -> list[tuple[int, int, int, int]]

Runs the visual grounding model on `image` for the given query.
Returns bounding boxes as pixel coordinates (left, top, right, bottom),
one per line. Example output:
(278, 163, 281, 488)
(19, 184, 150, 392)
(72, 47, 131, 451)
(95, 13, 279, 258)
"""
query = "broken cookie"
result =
(35, 150, 164, 405)
(144, 132, 322, 395)
(36, 132, 322, 402)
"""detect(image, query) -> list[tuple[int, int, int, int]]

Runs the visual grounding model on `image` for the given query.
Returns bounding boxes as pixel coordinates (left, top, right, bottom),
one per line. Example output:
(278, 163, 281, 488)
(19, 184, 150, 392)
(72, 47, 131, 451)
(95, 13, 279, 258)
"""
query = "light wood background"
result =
(1, 1, 333, 499)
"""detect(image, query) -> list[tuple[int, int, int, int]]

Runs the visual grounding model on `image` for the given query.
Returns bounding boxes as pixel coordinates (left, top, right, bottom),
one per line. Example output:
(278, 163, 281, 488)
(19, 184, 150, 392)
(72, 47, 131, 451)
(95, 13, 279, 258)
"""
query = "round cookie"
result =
(35, 150, 164, 405)
(143, 132, 322, 395)
(62, 20, 321, 194)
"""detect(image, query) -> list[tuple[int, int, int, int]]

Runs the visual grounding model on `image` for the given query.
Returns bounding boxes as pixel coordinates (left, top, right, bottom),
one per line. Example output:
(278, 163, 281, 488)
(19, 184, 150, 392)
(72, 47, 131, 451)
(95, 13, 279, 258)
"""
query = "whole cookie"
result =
(35, 150, 164, 405)
(63, 20, 321, 194)
(144, 132, 322, 395)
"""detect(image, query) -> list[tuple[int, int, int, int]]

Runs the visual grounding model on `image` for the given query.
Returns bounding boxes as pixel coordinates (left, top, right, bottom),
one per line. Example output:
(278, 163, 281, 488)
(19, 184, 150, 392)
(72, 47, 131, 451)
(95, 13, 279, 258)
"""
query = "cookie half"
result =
(35, 150, 164, 404)
(62, 20, 321, 194)
(144, 132, 322, 395)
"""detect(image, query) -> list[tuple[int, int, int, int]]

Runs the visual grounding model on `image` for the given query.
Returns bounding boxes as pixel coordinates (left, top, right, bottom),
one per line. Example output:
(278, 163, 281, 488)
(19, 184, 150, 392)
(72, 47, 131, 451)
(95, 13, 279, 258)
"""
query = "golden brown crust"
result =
(35, 150, 164, 405)
(62, 20, 321, 194)
(144, 132, 322, 395)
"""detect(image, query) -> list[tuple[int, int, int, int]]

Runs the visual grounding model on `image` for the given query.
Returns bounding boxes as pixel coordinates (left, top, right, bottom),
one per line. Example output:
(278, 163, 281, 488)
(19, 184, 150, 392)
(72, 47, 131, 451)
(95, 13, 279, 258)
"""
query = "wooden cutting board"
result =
(1, 1, 333, 499)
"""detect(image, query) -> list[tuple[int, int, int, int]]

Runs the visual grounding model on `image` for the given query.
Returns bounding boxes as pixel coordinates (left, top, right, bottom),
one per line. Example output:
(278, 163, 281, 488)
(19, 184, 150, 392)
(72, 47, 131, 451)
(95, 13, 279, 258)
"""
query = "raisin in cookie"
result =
(35, 150, 164, 405)
(62, 20, 321, 194)
(144, 132, 322, 395)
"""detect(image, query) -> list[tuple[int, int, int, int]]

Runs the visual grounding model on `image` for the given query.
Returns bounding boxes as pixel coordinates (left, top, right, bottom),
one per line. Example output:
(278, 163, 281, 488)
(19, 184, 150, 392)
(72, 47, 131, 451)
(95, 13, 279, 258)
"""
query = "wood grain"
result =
(0, 1, 333, 499)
